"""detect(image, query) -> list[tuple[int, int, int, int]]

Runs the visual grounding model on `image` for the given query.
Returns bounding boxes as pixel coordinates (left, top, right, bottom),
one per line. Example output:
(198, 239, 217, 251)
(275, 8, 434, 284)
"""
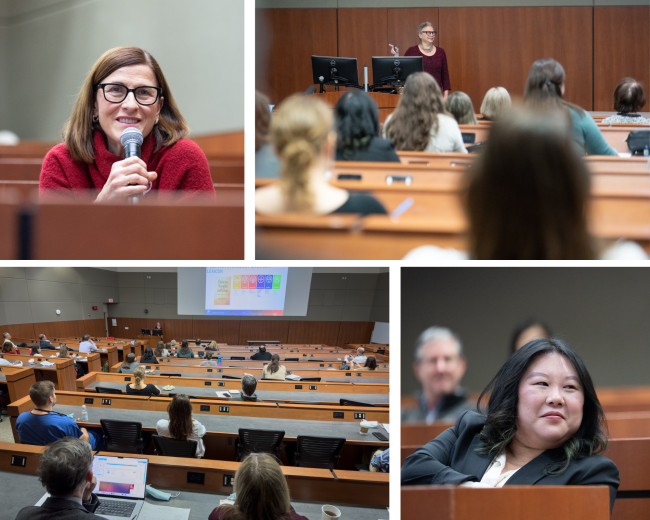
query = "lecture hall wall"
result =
(255, 0, 650, 112)
(0, 268, 388, 349)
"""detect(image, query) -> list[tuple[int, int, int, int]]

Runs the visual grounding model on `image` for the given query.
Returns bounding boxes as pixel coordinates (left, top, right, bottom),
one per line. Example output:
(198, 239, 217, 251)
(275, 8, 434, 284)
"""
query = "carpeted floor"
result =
(0, 412, 15, 442)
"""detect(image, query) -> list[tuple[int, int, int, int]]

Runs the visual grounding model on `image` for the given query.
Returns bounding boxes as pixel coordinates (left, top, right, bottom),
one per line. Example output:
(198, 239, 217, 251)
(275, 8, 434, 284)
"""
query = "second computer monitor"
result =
(311, 56, 359, 87)
(371, 56, 423, 87)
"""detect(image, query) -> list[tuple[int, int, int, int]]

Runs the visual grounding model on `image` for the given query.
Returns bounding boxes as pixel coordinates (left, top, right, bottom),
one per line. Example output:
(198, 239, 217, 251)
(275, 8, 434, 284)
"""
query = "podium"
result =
(311, 91, 400, 124)
(402, 486, 610, 520)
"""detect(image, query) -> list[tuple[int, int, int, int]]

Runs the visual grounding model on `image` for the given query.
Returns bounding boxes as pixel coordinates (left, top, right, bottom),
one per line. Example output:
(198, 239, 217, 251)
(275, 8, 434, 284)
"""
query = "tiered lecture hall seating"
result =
(401, 387, 650, 520)
(0, 336, 389, 517)
(256, 106, 649, 259)
(0, 131, 244, 259)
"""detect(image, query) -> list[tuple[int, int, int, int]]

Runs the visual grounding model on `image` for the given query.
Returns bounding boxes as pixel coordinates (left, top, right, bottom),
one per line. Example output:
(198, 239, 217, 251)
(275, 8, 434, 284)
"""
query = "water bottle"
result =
(81, 405, 88, 422)
(644, 145, 649, 157)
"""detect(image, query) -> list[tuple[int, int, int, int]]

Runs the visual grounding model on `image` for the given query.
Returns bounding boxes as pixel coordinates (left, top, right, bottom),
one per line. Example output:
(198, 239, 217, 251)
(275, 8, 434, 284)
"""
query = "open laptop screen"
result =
(92, 455, 148, 499)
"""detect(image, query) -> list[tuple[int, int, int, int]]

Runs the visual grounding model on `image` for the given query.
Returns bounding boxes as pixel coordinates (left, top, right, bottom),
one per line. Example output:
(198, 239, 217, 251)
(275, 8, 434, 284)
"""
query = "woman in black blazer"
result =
(401, 338, 619, 513)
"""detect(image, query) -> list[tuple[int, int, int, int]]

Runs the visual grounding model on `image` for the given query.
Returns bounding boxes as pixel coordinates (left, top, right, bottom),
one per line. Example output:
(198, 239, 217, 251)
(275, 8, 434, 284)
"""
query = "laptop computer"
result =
(36, 455, 149, 519)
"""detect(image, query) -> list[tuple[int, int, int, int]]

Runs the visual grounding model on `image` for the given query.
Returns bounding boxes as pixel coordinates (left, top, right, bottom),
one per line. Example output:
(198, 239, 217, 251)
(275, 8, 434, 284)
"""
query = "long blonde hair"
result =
(270, 95, 333, 212)
(221, 453, 292, 520)
(133, 366, 146, 387)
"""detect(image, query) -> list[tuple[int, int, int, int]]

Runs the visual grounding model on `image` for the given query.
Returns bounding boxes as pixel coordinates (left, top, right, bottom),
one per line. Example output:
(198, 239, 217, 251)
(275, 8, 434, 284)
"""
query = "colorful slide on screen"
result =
(205, 267, 290, 315)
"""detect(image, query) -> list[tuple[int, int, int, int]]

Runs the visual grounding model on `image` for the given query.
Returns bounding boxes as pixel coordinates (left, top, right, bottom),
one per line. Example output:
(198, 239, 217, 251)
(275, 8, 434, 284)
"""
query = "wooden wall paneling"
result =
(594, 6, 650, 112)
(84, 319, 106, 338)
(438, 7, 593, 112)
(256, 8, 338, 105)
(108, 318, 143, 340)
(336, 322, 374, 349)
(192, 320, 241, 345)
(238, 320, 290, 344)
(338, 9, 389, 90)
(145, 319, 193, 345)
(2, 323, 35, 340)
(387, 8, 439, 65)
(34, 320, 86, 339)
(287, 321, 341, 346)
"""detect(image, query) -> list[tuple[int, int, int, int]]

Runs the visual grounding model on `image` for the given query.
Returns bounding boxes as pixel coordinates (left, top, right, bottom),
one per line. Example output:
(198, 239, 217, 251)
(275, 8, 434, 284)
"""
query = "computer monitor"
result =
(371, 56, 423, 88)
(311, 56, 360, 89)
(141, 328, 151, 336)
(152, 328, 162, 337)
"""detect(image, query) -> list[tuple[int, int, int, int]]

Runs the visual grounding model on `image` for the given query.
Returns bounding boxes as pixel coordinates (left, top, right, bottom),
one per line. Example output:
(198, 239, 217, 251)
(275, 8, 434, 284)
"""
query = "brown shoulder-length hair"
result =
(167, 394, 195, 441)
(384, 72, 450, 151)
(64, 46, 189, 163)
(465, 108, 595, 260)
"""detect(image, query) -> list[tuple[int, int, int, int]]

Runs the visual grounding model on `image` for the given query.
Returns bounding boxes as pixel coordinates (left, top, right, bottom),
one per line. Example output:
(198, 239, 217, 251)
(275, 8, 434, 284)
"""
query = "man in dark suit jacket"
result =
(250, 345, 272, 361)
(39, 334, 57, 350)
(15, 436, 105, 520)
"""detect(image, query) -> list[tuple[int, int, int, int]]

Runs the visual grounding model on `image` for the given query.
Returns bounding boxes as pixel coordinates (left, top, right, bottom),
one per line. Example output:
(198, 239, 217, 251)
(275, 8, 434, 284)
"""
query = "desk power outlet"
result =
(218, 382, 225, 387)
(219, 406, 230, 413)
(11, 455, 27, 467)
(333, 412, 344, 419)
(295, 385, 303, 389)
(84, 398, 94, 404)
(187, 472, 205, 485)
(223, 474, 234, 487)
(200, 405, 210, 412)
(354, 412, 366, 420)
(204, 381, 212, 386)
(101, 399, 111, 405)
(309, 385, 317, 390)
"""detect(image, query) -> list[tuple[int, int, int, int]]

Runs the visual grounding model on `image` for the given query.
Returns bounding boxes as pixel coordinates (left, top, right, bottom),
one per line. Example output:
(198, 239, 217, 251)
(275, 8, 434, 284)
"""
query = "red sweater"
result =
(404, 45, 451, 92)
(40, 130, 215, 199)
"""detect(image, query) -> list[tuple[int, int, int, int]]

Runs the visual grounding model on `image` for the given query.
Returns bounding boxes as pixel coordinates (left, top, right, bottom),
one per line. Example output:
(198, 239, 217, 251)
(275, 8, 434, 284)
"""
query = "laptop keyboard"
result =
(96, 499, 137, 517)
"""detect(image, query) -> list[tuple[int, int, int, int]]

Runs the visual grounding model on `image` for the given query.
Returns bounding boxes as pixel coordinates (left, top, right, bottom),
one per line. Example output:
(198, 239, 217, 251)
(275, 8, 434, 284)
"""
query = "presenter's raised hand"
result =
(95, 156, 157, 203)
(389, 44, 399, 56)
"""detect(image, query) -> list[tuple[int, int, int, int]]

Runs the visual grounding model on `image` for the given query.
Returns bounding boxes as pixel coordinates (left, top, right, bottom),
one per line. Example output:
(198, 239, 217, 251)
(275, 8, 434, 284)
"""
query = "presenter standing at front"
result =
(389, 22, 450, 100)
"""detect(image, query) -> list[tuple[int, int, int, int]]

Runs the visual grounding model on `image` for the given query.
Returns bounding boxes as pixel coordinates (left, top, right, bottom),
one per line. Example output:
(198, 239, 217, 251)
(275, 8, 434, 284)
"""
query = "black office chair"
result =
(294, 435, 346, 469)
(152, 435, 198, 458)
(284, 358, 299, 362)
(198, 351, 205, 358)
(376, 349, 386, 355)
(235, 428, 285, 462)
(100, 419, 144, 454)
(160, 373, 182, 377)
(339, 399, 376, 407)
(231, 356, 245, 361)
(95, 387, 123, 395)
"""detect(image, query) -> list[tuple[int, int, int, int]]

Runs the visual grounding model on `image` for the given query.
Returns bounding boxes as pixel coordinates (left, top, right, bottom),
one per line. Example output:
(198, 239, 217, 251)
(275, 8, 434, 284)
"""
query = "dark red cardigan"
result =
(39, 130, 215, 199)
(404, 45, 451, 92)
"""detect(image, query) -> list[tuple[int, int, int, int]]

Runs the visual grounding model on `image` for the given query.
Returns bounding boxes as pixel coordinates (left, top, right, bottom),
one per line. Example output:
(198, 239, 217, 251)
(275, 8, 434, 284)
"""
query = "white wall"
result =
(4, 0, 243, 141)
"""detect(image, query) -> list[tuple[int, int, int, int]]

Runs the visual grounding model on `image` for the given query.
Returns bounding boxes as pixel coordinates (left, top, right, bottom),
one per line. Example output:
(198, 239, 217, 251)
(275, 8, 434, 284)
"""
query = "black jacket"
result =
(335, 136, 401, 163)
(16, 494, 105, 520)
(40, 341, 57, 350)
(401, 411, 619, 513)
(250, 352, 272, 361)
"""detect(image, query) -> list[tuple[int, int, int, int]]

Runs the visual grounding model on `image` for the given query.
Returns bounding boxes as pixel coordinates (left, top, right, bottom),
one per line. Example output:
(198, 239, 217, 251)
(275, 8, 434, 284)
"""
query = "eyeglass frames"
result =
(96, 83, 161, 106)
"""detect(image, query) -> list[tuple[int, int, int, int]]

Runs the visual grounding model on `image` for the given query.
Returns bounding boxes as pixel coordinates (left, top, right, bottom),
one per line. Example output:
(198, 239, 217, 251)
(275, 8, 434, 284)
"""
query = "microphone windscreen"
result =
(120, 127, 144, 148)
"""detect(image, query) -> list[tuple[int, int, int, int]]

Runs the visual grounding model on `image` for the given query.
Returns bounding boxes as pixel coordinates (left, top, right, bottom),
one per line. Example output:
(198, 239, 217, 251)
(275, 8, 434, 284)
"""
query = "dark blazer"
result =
(40, 340, 57, 350)
(250, 352, 272, 361)
(401, 411, 619, 512)
(15, 494, 105, 520)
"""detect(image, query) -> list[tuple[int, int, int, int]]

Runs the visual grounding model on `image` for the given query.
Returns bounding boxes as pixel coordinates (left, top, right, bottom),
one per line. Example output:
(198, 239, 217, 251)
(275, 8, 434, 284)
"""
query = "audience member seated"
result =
(200, 351, 219, 366)
(479, 87, 511, 121)
(169, 339, 177, 350)
(176, 340, 195, 358)
(255, 90, 281, 179)
(39, 46, 215, 201)
(510, 318, 552, 354)
(403, 108, 648, 260)
(262, 354, 286, 380)
(401, 327, 473, 424)
(255, 95, 387, 216)
(118, 353, 140, 374)
(79, 335, 99, 354)
(340, 347, 366, 369)
(0, 350, 14, 365)
(140, 346, 159, 364)
(59, 345, 86, 378)
(3, 332, 24, 352)
(334, 90, 400, 162)
(602, 77, 650, 124)
(3, 340, 19, 355)
(39, 334, 57, 350)
(232, 374, 258, 402)
(15, 381, 102, 449)
(154, 340, 169, 358)
(401, 338, 620, 513)
(125, 367, 161, 396)
(353, 356, 377, 371)
(383, 72, 467, 154)
(250, 345, 272, 361)
(525, 58, 617, 156)
(30, 344, 42, 356)
(156, 394, 207, 458)
(208, 453, 309, 520)
(446, 91, 477, 125)
(370, 448, 389, 473)
(15, 437, 105, 520)
(205, 340, 218, 350)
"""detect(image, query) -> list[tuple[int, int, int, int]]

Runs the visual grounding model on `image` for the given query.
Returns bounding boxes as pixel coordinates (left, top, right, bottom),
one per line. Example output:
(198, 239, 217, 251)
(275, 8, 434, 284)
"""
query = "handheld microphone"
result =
(319, 75, 325, 93)
(120, 127, 143, 159)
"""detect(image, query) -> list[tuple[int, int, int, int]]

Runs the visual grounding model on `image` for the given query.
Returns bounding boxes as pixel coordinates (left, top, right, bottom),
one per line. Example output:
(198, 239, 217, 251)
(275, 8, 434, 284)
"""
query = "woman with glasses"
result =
(40, 46, 215, 201)
(389, 22, 450, 100)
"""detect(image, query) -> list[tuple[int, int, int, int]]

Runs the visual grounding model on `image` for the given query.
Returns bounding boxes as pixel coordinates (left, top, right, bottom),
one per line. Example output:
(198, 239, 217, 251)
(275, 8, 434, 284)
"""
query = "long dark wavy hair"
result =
(384, 71, 450, 151)
(477, 338, 608, 476)
(334, 90, 380, 159)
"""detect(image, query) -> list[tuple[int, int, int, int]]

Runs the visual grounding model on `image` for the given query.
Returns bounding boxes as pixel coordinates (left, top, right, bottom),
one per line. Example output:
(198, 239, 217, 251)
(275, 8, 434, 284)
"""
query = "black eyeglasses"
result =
(422, 31, 437, 36)
(96, 83, 161, 106)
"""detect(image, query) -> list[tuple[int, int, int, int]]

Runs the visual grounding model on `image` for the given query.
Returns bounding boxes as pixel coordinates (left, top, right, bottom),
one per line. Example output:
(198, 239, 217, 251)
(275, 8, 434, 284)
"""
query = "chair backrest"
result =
(160, 373, 182, 377)
(237, 428, 285, 462)
(231, 356, 245, 360)
(340, 399, 376, 407)
(95, 386, 123, 395)
(295, 435, 346, 469)
(100, 419, 143, 454)
(284, 358, 299, 361)
(152, 435, 198, 458)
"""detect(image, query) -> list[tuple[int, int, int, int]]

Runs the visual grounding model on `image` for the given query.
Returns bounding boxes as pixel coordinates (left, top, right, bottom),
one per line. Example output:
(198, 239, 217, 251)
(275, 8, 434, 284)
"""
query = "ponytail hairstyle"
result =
(133, 366, 145, 387)
(270, 94, 334, 212)
(384, 72, 450, 151)
(524, 58, 584, 120)
(167, 394, 194, 441)
(267, 353, 281, 374)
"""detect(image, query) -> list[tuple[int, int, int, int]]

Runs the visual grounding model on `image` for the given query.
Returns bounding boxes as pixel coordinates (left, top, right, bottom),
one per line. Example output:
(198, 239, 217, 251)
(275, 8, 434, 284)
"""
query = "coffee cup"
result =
(322, 505, 341, 519)
(359, 424, 369, 434)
